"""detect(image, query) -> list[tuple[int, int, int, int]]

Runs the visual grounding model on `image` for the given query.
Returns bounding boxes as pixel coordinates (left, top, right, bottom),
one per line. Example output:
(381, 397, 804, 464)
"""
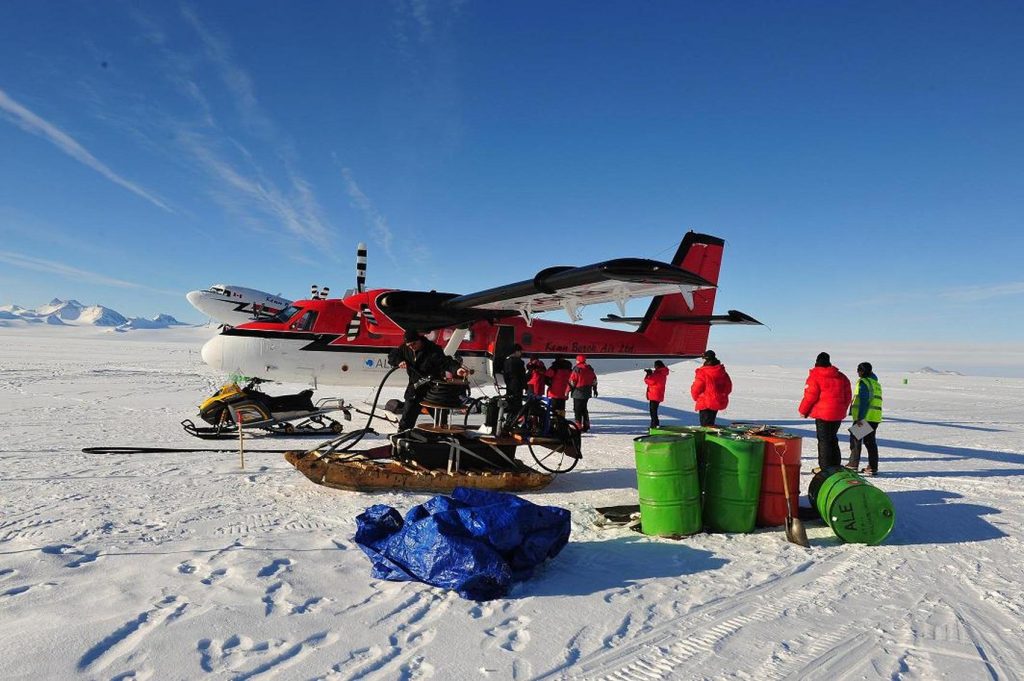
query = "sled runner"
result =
(283, 396, 582, 493)
(285, 448, 555, 494)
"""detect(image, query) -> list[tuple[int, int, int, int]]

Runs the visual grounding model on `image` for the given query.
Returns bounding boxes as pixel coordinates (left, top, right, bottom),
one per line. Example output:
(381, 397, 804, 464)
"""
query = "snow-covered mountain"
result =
(0, 299, 188, 331)
(910, 366, 964, 376)
(116, 314, 189, 330)
(34, 298, 129, 326)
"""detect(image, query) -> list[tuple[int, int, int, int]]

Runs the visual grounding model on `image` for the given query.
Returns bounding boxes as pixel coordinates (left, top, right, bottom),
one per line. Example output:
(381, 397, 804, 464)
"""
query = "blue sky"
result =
(1, 2, 1022, 370)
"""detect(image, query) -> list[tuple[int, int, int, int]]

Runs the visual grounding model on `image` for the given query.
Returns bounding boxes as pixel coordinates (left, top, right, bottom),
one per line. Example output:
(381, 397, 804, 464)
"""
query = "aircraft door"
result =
(490, 325, 516, 379)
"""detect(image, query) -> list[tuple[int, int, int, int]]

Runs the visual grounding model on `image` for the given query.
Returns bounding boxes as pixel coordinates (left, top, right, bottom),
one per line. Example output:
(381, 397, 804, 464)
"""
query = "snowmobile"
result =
(181, 378, 352, 439)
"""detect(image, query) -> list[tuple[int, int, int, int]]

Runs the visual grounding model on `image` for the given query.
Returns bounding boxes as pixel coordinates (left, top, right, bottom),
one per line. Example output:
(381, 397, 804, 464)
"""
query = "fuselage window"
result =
(292, 310, 318, 331)
(521, 332, 532, 346)
(271, 305, 303, 324)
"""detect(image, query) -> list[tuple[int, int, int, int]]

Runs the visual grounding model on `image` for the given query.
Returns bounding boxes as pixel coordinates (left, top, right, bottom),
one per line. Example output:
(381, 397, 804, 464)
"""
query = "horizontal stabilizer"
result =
(600, 313, 643, 326)
(662, 309, 763, 325)
(602, 309, 762, 326)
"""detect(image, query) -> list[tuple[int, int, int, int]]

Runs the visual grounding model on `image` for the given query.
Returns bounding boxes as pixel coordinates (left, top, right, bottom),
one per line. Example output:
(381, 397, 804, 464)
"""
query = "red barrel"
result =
(746, 429, 802, 527)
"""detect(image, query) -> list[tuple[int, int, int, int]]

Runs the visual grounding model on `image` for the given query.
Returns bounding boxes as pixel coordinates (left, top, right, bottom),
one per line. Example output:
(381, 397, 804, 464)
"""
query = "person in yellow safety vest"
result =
(846, 361, 883, 476)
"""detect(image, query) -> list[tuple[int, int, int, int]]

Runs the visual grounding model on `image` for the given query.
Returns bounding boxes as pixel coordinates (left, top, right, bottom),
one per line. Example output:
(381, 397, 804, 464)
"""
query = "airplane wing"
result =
(442, 257, 713, 322)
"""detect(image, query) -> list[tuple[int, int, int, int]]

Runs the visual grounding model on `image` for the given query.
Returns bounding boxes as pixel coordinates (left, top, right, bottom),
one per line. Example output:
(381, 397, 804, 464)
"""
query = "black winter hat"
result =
(702, 350, 716, 361)
(403, 329, 421, 343)
(815, 352, 831, 367)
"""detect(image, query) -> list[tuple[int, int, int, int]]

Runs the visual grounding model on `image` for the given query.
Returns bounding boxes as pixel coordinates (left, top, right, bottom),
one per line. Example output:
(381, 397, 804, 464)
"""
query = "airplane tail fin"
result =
(636, 232, 725, 356)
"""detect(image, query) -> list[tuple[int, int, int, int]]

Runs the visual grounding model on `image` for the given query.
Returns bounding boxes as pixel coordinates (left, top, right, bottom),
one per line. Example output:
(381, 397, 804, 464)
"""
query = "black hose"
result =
(350, 365, 403, 439)
(82, 447, 294, 454)
(306, 364, 405, 461)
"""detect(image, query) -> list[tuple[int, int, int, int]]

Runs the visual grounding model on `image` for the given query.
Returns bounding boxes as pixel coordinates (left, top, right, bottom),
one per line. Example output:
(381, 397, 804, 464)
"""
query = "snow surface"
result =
(1, 326, 1022, 680)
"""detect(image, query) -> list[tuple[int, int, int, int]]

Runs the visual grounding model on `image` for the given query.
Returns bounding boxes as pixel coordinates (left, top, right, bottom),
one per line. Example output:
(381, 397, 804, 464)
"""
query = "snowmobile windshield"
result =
(269, 305, 303, 324)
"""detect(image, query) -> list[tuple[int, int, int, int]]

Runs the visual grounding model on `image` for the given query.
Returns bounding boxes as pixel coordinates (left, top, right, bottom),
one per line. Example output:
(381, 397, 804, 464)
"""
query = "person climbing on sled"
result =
(502, 344, 528, 421)
(388, 329, 467, 432)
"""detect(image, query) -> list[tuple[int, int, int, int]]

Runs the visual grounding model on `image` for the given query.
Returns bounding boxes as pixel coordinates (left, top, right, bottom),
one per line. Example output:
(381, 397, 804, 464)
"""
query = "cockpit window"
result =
(270, 305, 303, 324)
(292, 310, 318, 332)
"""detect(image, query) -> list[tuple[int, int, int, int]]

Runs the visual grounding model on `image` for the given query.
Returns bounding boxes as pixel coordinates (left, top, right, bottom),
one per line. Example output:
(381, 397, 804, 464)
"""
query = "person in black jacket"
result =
(502, 344, 527, 420)
(388, 329, 466, 431)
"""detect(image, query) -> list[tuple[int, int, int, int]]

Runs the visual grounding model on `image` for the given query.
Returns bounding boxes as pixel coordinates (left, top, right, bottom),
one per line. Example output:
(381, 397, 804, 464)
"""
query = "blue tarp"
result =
(354, 487, 571, 600)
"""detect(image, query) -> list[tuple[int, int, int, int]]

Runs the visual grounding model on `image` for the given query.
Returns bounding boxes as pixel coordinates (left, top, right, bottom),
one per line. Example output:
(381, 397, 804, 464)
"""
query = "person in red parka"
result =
(525, 356, 546, 397)
(644, 360, 669, 428)
(569, 354, 598, 431)
(691, 350, 732, 426)
(544, 355, 573, 415)
(798, 351, 853, 469)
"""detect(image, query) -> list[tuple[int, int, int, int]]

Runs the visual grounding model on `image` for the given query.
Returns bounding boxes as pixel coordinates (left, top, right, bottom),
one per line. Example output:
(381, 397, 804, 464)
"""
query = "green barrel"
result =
(808, 467, 895, 545)
(702, 433, 764, 533)
(633, 435, 702, 537)
(650, 426, 708, 492)
(650, 425, 744, 439)
(648, 425, 745, 494)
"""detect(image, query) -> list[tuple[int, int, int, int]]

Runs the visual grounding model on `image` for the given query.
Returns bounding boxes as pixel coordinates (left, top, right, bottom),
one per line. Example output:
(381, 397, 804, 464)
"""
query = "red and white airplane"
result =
(199, 232, 761, 387)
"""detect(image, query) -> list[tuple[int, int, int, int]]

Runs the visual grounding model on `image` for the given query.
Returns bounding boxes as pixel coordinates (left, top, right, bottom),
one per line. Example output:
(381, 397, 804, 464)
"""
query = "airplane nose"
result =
(186, 290, 203, 307)
(201, 335, 223, 370)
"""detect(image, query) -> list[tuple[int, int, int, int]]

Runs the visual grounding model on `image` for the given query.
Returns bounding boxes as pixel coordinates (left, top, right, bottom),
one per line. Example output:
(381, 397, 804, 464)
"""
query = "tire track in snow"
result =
(537, 554, 859, 680)
(895, 551, 1024, 680)
(949, 582, 1024, 680)
(780, 629, 878, 681)
(772, 550, 1024, 681)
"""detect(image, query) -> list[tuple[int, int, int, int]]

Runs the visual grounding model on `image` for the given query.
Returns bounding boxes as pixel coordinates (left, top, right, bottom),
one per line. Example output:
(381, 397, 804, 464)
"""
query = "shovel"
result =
(778, 446, 810, 547)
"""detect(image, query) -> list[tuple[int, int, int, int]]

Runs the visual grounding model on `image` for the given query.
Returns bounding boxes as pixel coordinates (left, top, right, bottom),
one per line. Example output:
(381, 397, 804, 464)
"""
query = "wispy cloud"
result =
(180, 5, 274, 139)
(941, 282, 1024, 303)
(0, 250, 179, 296)
(406, 0, 434, 43)
(0, 87, 172, 213)
(130, 7, 339, 253)
(394, 0, 468, 47)
(340, 168, 396, 259)
(854, 280, 1024, 308)
(179, 131, 334, 250)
